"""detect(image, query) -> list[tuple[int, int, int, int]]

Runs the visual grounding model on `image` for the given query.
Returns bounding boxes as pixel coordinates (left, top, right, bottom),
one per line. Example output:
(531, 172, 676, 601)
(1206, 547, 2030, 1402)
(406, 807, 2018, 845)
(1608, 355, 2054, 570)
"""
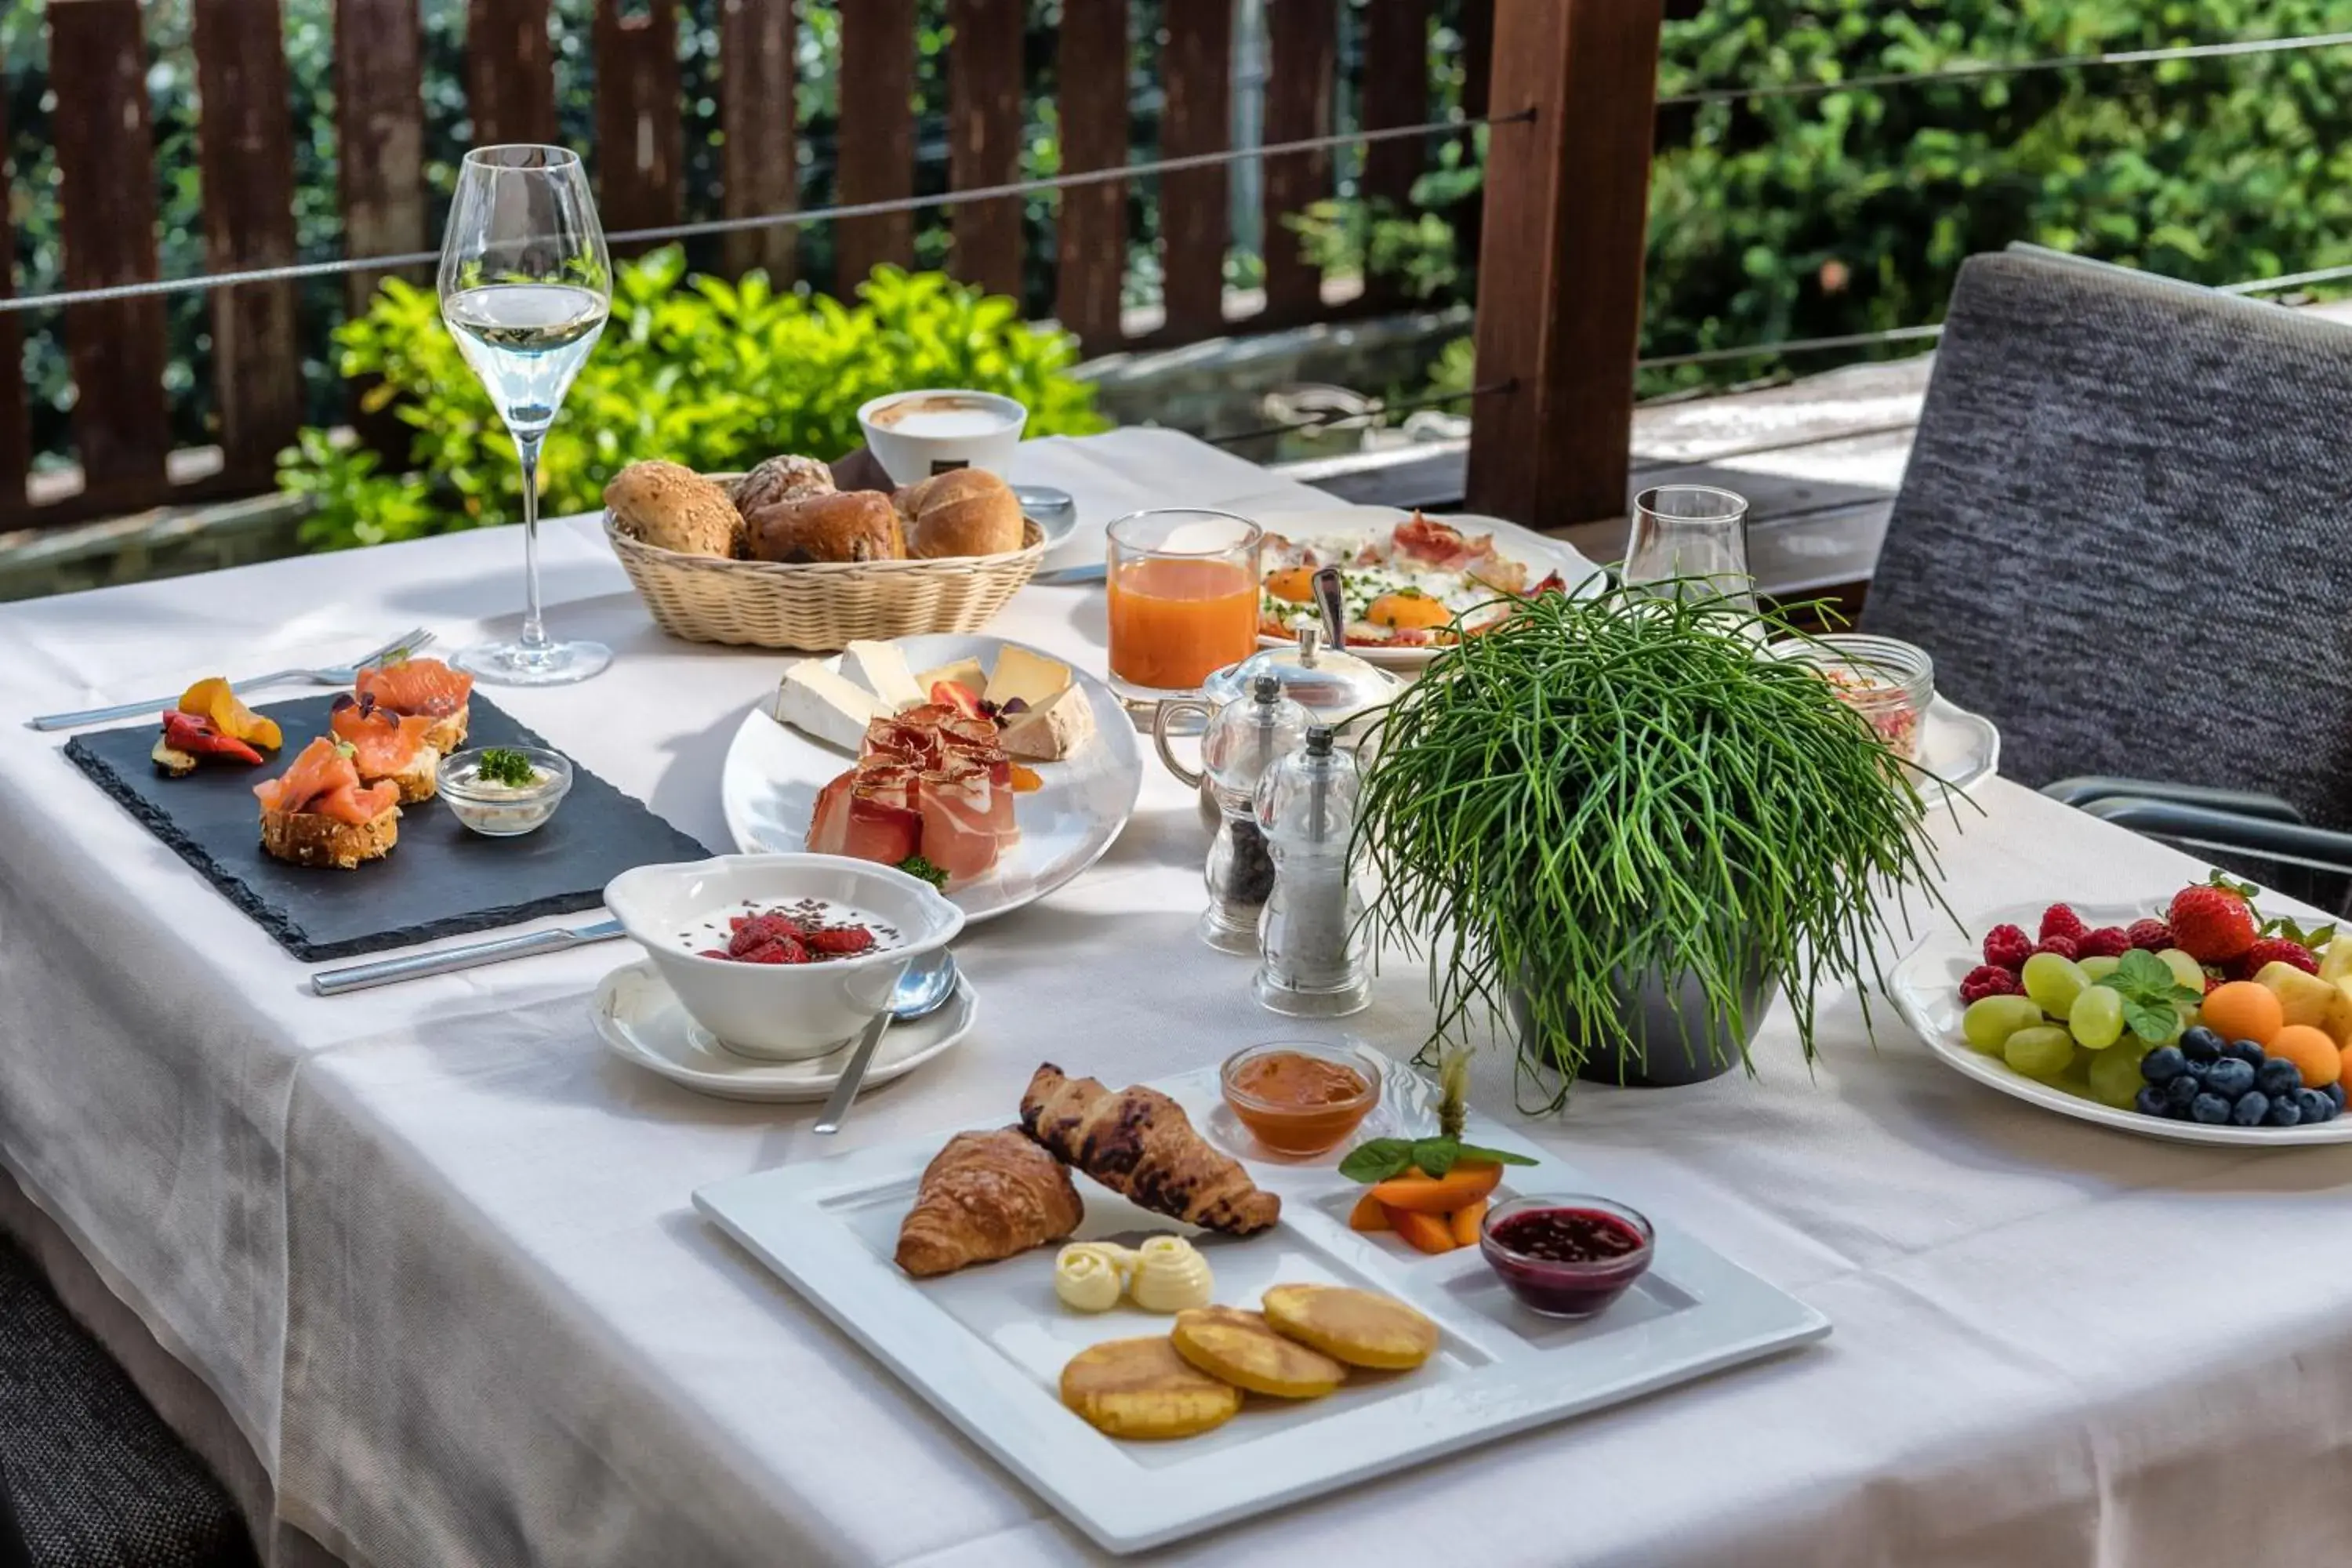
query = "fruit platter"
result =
(1891, 879, 2352, 1145)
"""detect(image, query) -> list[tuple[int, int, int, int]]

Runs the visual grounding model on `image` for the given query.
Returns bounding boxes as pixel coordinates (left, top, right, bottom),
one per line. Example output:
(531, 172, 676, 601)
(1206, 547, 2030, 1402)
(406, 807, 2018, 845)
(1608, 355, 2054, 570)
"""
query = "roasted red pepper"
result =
(159, 710, 265, 766)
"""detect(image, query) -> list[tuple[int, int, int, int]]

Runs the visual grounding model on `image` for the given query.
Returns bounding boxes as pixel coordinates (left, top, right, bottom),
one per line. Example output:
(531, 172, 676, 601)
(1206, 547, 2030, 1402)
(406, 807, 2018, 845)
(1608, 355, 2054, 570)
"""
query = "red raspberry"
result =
(2167, 884, 2259, 964)
(2076, 926, 2132, 960)
(1981, 924, 2034, 971)
(2034, 935, 2080, 962)
(1959, 964, 2024, 1004)
(2125, 918, 2173, 952)
(2228, 937, 2319, 981)
(2205, 972, 2225, 995)
(803, 925, 877, 957)
(2039, 904, 2087, 944)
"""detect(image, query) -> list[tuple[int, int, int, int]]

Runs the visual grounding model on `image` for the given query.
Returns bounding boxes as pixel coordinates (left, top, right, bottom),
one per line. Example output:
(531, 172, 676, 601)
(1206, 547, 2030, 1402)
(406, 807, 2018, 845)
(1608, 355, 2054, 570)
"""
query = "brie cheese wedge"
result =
(997, 681, 1094, 760)
(775, 660, 884, 752)
(983, 645, 1073, 711)
(842, 640, 928, 712)
(916, 656, 988, 697)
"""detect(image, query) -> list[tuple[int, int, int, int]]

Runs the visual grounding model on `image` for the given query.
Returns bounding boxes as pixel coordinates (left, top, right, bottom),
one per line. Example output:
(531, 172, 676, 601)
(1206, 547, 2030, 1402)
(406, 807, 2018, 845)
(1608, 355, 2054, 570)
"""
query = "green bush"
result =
(280, 253, 1110, 551)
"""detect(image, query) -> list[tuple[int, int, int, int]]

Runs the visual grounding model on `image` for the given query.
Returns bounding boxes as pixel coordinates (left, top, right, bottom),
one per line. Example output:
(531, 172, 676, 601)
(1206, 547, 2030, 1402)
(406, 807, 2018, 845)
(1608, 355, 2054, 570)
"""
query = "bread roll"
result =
(746, 491, 907, 564)
(604, 461, 743, 557)
(734, 453, 836, 517)
(898, 469, 1025, 559)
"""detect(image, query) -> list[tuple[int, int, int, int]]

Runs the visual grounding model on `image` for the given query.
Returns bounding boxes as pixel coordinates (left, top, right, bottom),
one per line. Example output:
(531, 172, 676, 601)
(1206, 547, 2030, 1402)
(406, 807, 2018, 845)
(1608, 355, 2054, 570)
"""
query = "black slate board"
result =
(66, 695, 711, 961)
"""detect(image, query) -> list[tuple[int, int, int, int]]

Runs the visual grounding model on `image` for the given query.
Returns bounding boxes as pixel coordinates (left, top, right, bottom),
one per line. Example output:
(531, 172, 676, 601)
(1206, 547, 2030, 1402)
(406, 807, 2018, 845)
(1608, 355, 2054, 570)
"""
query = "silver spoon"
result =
(813, 951, 960, 1134)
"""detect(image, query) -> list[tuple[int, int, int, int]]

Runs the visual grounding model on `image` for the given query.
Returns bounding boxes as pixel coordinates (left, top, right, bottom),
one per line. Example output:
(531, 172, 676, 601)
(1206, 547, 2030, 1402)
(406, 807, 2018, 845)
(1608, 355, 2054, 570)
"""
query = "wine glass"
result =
(1622, 484, 1758, 614)
(437, 145, 613, 686)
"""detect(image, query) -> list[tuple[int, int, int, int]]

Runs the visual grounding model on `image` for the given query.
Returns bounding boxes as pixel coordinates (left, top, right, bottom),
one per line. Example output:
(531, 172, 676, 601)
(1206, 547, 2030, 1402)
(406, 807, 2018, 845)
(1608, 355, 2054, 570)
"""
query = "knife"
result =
(310, 917, 625, 996)
(1030, 561, 1107, 586)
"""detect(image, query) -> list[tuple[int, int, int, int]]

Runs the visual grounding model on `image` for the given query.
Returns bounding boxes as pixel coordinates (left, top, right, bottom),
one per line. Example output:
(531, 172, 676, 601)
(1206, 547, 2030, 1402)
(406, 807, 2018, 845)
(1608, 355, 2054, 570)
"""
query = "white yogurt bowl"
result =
(605, 854, 964, 1061)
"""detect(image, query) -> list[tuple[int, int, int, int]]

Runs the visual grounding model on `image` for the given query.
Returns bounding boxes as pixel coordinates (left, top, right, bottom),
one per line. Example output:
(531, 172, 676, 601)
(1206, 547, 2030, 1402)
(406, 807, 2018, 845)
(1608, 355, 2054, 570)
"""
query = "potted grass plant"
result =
(1353, 583, 1951, 1103)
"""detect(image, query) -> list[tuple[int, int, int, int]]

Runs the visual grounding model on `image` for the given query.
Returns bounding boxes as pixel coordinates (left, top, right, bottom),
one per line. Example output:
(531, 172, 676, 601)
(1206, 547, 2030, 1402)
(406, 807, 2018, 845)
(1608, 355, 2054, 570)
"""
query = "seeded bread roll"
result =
(734, 453, 836, 517)
(746, 490, 908, 564)
(604, 460, 744, 557)
(896, 469, 1025, 559)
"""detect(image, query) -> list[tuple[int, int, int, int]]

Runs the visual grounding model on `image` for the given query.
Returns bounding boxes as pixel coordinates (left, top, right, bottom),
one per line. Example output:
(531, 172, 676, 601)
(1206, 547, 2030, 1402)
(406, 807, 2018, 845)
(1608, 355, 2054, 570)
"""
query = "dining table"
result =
(4, 426, 2352, 1568)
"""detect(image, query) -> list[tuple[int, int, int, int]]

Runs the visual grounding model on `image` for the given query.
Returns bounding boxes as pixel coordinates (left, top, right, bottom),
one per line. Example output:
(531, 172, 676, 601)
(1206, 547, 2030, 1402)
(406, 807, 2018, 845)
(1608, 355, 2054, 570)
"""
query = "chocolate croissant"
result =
(1019, 1064, 1281, 1236)
(895, 1127, 1083, 1278)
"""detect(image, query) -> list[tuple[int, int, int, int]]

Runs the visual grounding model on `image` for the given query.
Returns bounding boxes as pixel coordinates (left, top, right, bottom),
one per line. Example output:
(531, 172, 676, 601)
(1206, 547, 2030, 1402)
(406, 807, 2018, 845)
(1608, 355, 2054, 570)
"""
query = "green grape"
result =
(1962, 995, 2045, 1054)
(2004, 1024, 2077, 1079)
(2158, 949, 2205, 993)
(2079, 955, 2121, 982)
(2020, 953, 2089, 1020)
(2086, 1043, 2147, 1107)
(2069, 985, 2125, 1049)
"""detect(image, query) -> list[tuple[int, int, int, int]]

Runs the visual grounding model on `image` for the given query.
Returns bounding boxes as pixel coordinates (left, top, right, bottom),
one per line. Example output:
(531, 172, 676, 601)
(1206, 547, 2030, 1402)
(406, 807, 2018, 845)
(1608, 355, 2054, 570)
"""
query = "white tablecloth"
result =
(6, 429, 2352, 1567)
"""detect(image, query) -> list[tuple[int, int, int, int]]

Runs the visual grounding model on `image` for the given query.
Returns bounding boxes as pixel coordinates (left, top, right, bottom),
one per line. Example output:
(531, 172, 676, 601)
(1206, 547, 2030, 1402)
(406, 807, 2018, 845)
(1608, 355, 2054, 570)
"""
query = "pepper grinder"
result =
(1253, 724, 1370, 1017)
(1183, 673, 1311, 953)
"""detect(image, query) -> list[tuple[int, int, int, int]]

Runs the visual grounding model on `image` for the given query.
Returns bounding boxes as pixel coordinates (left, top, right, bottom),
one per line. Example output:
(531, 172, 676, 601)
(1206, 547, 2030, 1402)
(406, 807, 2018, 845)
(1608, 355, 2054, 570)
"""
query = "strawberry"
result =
(2039, 904, 2088, 945)
(2075, 926, 2132, 960)
(2034, 935, 2080, 962)
(2168, 883, 2259, 964)
(803, 925, 877, 957)
(1959, 964, 2024, 1004)
(2125, 918, 2173, 952)
(1981, 923, 2034, 971)
(2229, 937, 2319, 981)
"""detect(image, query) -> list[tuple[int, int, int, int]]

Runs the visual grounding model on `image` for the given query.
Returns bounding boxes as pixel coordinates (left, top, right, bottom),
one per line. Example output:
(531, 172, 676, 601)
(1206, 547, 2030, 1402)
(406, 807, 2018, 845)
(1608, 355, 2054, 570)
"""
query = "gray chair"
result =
(1863, 247, 2352, 898)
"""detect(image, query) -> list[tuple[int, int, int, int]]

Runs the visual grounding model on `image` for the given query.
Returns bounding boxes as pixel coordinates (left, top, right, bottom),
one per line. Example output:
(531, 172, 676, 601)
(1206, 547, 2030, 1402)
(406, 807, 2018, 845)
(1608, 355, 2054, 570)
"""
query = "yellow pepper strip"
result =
(176, 677, 283, 751)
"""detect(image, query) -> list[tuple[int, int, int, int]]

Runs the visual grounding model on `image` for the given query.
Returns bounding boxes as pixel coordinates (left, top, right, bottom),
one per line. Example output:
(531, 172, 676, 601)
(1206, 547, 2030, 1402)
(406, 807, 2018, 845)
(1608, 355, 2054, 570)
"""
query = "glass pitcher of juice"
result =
(1105, 509, 1264, 701)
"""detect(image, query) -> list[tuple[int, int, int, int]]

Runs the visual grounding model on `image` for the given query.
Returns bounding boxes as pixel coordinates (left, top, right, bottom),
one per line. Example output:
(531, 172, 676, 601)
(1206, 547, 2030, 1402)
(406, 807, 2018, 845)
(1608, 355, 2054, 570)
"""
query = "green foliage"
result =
(281, 253, 1109, 551)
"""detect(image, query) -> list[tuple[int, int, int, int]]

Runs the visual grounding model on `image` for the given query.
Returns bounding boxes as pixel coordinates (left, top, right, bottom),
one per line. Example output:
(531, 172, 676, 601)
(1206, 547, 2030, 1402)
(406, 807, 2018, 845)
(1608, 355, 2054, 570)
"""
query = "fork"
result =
(28, 627, 437, 731)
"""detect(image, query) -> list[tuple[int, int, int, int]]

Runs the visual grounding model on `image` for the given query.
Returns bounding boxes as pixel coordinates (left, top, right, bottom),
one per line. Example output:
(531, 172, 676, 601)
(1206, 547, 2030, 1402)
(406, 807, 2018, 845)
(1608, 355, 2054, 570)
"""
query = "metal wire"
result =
(1637, 325, 1946, 369)
(2222, 262, 2352, 296)
(0, 111, 1523, 318)
(1657, 29, 2352, 107)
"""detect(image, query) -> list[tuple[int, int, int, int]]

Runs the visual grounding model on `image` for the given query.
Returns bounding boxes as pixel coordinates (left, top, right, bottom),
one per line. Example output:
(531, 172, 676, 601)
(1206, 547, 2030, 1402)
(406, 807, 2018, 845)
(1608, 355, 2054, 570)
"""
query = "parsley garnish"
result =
(897, 854, 949, 890)
(477, 747, 539, 787)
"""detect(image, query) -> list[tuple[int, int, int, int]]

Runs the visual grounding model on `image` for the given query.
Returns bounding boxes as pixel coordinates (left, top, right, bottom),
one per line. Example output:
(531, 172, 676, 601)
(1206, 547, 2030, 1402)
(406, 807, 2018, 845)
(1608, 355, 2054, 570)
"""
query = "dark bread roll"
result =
(734, 453, 836, 517)
(746, 490, 907, 564)
(897, 469, 1025, 559)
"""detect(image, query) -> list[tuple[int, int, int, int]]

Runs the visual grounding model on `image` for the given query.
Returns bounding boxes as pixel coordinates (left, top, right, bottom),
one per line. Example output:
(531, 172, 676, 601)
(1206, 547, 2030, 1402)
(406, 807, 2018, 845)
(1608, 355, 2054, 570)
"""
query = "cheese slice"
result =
(843, 641, 928, 712)
(916, 657, 988, 696)
(775, 659, 884, 752)
(997, 681, 1095, 761)
(983, 645, 1073, 712)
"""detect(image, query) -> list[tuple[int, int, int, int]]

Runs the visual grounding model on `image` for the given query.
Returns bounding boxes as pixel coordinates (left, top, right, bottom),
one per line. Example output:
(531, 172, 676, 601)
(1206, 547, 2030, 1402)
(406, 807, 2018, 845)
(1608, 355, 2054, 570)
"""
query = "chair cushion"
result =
(0, 1236, 254, 1568)
(1864, 250, 2352, 830)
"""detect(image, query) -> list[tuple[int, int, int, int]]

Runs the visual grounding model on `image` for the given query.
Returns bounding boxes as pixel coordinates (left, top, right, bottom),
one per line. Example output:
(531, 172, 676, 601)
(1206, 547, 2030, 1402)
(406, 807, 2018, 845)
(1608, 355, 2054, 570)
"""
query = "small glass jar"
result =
(1218, 1040, 1383, 1156)
(437, 746, 573, 837)
(1479, 1194, 1654, 1319)
(1769, 633, 1934, 762)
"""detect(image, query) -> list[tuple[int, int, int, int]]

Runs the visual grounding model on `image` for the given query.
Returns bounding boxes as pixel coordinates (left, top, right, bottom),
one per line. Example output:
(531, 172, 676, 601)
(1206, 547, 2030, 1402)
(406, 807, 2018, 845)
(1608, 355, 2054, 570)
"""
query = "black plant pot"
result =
(1508, 960, 1782, 1089)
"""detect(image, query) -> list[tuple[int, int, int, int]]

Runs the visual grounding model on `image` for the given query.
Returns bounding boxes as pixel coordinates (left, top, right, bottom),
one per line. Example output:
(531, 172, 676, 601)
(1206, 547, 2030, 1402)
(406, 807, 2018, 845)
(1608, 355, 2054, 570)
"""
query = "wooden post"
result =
(1357, 0, 1429, 310)
(335, 0, 427, 316)
(466, 0, 557, 149)
(834, 0, 917, 295)
(0, 72, 27, 518)
(192, 0, 304, 485)
(720, 0, 797, 284)
(1258, 0, 1335, 328)
(1464, 0, 1662, 532)
(1156, 0, 1232, 342)
(1053, 0, 1127, 353)
(593, 0, 683, 250)
(48, 0, 172, 504)
(948, 0, 1025, 301)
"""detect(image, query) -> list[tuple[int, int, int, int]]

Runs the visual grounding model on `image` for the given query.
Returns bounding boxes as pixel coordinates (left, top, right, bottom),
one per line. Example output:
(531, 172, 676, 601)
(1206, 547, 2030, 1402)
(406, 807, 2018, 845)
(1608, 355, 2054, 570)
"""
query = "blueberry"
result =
(2328, 1082, 2347, 1111)
(2301, 1088, 2339, 1123)
(2141, 1045, 2188, 1083)
(2132, 1085, 2170, 1117)
(2180, 1027, 2224, 1064)
(2164, 1074, 2202, 1111)
(2225, 1039, 2268, 1066)
(2232, 1091, 2271, 1127)
(2269, 1093, 2306, 1127)
(2191, 1093, 2234, 1124)
(2205, 1058, 2257, 1098)
(2258, 1058, 2305, 1098)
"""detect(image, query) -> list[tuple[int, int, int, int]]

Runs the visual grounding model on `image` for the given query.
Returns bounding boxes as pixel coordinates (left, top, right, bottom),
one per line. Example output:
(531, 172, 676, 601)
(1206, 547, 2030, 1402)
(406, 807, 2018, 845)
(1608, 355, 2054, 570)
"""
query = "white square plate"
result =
(694, 1065, 1829, 1553)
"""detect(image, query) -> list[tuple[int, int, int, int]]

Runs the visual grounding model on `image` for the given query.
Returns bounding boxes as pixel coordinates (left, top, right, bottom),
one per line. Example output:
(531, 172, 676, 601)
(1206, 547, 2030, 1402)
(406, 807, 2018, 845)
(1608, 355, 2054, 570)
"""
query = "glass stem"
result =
(514, 430, 548, 653)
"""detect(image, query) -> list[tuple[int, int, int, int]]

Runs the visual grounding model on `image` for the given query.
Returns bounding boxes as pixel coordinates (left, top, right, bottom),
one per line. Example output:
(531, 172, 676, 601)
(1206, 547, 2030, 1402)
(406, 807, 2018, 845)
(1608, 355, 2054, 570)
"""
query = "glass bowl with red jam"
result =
(1218, 1040, 1384, 1156)
(1479, 1194, 1655, 1319)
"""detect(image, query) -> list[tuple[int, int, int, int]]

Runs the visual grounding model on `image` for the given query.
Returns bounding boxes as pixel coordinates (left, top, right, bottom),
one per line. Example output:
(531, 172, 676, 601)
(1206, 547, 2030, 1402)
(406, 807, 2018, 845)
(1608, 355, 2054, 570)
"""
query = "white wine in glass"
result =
(438, 146, 613, 686)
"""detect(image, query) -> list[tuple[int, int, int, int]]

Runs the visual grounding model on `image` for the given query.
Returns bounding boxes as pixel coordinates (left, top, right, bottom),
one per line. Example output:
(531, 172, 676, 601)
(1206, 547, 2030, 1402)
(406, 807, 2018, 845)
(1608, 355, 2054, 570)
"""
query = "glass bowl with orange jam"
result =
(1219, 1041, 1384, 1156)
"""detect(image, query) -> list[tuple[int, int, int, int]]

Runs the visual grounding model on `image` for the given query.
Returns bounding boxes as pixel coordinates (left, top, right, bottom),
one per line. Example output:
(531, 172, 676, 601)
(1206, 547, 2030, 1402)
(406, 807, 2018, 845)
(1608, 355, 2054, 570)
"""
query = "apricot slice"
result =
(1346, 1190, 1390, 1232)
(1369, 1162, 1502, 1214)
(1449, 1198, 1489, 1247)
(1388, 1208, 1457, 1255)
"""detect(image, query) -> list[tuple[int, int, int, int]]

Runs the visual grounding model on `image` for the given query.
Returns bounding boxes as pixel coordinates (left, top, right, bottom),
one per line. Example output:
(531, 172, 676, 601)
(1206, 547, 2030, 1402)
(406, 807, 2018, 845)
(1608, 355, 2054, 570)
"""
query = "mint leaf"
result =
(1338, 1139, 1416, 1184)
(2121, 1000, 2182, 1044)
(1412, 1138, 1459, 1178)
(1450, 1142, 1539, 1167)
(2109, 949, 2172, 994)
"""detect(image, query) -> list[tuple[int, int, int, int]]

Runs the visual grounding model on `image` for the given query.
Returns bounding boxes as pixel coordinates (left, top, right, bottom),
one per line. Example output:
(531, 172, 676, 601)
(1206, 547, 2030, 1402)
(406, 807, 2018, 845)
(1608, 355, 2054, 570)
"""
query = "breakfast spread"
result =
(252, 737, 402, 869)
(689, 900, 895, 965)
(604, 456, 1032, 564)
(1022, 1063, 1282, 1235)
(352, 655, 473, 753)
(895, 1129, 1084, 1279)
(1258, 515, 1566, 648)
(328, 693, 441, 803)
(151, 677, 282, 775)
(1127, 1236, 1216, 1312)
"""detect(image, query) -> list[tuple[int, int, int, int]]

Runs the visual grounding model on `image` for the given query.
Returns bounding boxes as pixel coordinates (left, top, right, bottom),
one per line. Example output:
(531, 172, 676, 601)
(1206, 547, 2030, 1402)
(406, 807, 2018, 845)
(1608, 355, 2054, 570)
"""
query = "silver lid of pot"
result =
(1200, 625, 1405, 722)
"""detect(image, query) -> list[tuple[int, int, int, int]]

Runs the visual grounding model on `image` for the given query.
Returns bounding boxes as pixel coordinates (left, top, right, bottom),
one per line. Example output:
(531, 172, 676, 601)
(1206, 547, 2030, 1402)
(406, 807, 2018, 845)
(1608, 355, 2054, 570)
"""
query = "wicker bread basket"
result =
(604, 472, 1049, 650)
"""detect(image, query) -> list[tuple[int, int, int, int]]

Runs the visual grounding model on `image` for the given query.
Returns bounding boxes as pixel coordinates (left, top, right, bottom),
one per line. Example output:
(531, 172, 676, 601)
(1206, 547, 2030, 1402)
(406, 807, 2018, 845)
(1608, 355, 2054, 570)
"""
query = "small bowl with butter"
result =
(437, 746, 572, 837)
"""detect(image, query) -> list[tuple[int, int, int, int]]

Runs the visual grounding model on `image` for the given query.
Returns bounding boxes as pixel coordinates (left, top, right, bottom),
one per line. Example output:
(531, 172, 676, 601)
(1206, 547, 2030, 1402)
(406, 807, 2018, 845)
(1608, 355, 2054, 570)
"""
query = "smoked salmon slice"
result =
(329, 695, 434, 776)
(354, 656, 473, 719)
(254, 738, 399, 824)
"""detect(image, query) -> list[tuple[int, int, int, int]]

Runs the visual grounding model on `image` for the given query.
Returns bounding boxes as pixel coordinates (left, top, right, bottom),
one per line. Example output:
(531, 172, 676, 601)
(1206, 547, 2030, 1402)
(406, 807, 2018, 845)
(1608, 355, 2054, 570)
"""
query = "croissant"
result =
(1019, 1064, 1281, 1236)
(895, 1128, 1083, 1278)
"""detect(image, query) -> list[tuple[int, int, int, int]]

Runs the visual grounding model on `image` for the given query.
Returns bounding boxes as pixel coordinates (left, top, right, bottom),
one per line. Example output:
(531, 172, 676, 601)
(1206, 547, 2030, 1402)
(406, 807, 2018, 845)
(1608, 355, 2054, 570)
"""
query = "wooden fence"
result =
(13, 0, 1657, 539)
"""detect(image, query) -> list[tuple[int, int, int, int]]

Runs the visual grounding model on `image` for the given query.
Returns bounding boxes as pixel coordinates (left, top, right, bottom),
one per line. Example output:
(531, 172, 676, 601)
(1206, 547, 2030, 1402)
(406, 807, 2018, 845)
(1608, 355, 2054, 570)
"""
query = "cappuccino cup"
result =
(857, 389, 1028, 485)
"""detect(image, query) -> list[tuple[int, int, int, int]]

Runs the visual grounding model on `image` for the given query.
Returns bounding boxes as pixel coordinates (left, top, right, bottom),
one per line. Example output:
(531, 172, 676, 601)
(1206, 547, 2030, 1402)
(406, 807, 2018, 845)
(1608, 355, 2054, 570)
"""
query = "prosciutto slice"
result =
(806, 708, 1017, 880)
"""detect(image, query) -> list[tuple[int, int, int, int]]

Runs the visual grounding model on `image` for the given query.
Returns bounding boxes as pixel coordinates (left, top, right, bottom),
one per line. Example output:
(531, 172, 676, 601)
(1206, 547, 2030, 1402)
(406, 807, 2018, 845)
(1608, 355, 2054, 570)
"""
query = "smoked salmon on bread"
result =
(353, 656, 473, 753)
(329, 693, 441, 803)
(253, 738, 401, 869)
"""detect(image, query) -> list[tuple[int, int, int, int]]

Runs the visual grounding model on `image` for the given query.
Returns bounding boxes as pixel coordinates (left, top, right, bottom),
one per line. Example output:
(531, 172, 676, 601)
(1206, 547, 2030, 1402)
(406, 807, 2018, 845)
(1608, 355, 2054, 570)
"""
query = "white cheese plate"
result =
(721, 633, 1144, 924)
(694, 1063, 1830, 1555)
(1891, 900, 2352, 1146)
